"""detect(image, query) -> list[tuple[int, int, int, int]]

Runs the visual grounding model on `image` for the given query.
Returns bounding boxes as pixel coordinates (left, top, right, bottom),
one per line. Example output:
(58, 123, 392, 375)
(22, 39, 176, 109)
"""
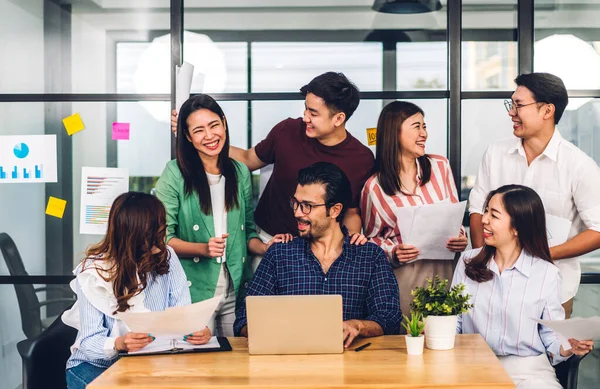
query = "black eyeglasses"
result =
(504, 99, 539, 113)
(289, 197, 327, 215)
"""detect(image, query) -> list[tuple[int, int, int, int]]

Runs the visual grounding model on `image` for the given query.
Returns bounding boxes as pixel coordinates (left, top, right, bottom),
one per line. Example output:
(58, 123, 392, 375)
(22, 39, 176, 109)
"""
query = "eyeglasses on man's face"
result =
(503, 99, 539, 113)
(289, 197, 327, 215)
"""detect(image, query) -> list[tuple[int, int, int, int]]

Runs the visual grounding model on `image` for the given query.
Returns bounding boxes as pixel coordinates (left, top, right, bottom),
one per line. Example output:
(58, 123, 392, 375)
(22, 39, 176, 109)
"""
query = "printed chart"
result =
(80, 167, 129, 235)
(0, 135, 57, 183)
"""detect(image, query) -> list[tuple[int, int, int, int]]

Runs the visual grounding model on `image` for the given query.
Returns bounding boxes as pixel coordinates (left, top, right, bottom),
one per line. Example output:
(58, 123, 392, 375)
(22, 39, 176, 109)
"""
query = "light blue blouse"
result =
(65, 247, 191, 370)
(452, 248, 569, 365)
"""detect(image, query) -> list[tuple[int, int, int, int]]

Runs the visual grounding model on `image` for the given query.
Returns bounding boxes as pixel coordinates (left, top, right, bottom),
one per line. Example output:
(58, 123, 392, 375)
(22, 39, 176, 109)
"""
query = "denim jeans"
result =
(66, 362, 107, 389)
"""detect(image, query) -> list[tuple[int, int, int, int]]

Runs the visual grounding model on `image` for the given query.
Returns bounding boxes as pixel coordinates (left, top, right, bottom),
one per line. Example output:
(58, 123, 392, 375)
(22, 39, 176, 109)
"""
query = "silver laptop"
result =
(246, 295, 344, 355)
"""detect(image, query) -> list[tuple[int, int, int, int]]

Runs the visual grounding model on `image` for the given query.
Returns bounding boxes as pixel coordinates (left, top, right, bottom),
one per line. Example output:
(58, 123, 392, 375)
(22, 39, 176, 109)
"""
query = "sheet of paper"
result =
(393, 206, 416, 245)
(175, 62, 195, 113)
(112, 122, 130, 140)
(128, 336, 220, 355)
(0, 135, 58, 183)
(79, 167, 129, 235)
(546, 214, 572, 248)
(118, 295, 222, 336)
(402, 201, 467, 261)
(62, 113, 85, 136)
(534, 317, 600, 349)
(46, 196, 67, 219)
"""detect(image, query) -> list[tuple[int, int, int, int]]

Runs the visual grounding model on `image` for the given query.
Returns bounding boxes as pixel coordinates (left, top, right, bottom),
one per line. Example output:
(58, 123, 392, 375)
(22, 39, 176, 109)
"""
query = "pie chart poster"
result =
(0, 135, 58, 183)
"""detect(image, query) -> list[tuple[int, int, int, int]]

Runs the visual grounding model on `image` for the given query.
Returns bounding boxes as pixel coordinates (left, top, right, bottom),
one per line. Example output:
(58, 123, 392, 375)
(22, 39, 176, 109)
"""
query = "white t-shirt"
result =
(207, 172, 228, 263)
(469, 130, 600, 302)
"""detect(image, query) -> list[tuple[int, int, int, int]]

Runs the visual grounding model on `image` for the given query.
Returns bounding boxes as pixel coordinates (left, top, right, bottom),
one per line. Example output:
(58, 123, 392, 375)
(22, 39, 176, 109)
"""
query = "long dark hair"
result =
(465, 184, 552, 282)
(374, 101, 432, 196)
(84, 192, 170, 314)
(176, 94, 239, 214)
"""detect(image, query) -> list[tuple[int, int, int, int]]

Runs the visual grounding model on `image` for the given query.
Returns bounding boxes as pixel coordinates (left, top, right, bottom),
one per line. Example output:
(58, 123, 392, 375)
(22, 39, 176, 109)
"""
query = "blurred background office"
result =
(1, 1, 600, 388)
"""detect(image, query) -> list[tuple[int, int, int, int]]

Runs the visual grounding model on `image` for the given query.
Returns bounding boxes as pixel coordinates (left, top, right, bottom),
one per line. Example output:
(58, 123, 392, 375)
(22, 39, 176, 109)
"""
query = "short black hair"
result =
(297, 162, 352, 223)
(514, 73, 568, 124)
(300, 72, 360, 122)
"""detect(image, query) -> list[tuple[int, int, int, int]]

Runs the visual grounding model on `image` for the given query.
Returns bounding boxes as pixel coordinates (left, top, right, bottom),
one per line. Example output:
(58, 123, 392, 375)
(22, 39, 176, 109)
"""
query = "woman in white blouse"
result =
(62, 192, 211, 389)
(452, 184, 593, 388)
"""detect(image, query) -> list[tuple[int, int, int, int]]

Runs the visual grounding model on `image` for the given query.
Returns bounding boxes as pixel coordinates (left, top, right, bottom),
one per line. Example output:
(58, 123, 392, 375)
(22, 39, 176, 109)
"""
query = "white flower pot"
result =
(424, 315, 457, 350)
(405, 334, 424, 355)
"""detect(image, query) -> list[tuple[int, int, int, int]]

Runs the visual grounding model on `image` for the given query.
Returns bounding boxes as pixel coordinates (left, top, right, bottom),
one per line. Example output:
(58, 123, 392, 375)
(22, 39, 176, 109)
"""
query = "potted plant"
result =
(402, 311, 425, 355)
(411, 276, 473, 350)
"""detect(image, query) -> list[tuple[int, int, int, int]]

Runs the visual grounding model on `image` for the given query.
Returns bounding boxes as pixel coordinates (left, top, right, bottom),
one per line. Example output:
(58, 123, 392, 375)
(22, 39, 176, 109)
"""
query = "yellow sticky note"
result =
(366, 127, 377, 146)
(62, 113, 85, 136)
(46, 196, 67, 219)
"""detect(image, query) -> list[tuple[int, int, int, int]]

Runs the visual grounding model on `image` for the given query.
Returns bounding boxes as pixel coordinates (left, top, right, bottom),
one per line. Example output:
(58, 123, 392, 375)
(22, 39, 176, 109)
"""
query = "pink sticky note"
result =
(112, 122, 130, 140)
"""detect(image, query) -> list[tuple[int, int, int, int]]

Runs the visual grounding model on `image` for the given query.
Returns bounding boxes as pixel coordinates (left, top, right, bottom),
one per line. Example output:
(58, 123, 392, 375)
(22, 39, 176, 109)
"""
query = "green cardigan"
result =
(155, 159, 259, 305)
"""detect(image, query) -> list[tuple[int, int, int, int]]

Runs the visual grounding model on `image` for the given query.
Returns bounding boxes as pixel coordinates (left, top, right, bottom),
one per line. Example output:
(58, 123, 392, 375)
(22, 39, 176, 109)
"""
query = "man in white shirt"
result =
(469, 72, 600, 318)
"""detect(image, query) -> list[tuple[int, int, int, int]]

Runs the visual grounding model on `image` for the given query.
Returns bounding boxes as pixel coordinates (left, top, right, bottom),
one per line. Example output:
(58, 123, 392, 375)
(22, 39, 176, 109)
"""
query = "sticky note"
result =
(46, 196, 67, 219)
(367, 128, 377, 146)
(62, 113, 85, 136)
(112, 122, 130, 140)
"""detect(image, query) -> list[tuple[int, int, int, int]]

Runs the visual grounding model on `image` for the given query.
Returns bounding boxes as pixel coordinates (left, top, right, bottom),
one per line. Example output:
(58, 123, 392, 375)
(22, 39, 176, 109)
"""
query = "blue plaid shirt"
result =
(234, 229, 401, 336)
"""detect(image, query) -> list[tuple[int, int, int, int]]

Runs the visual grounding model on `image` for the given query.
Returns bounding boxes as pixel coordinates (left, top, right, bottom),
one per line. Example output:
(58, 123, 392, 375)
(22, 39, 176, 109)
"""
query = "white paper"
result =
(546, 214, 572, 248)
(79, 167, 129, 235)
(175, 62, 195, 113)
(534, 317, 600, 350)
(128, 336, 220, 355)
(0, 135, 58, 183)
(118, 295, 222, 336)
(397, 201, 467, 261)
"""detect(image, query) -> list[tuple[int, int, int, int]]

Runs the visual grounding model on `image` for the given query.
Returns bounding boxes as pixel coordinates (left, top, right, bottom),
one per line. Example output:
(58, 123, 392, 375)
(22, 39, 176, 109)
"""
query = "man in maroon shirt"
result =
(171, 72, 374, 242)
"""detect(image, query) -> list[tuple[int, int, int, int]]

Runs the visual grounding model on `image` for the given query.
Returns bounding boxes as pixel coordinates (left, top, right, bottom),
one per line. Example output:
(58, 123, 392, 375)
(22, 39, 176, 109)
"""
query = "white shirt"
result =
(469, 130, 600, 302)
(452, 248, 568, 366)
(207, 172, 228, 263)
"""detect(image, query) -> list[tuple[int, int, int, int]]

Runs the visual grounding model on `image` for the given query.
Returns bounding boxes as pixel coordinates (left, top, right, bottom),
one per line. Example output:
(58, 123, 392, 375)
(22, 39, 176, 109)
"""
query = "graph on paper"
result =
(0, 135, 57, 183)
(80, 167, 129, 235)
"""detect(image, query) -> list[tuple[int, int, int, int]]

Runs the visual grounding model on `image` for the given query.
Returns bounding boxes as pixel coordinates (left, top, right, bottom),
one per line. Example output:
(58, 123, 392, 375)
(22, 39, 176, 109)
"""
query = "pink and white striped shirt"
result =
(452, 248, 568, 365)
(360, 155, 461, 261)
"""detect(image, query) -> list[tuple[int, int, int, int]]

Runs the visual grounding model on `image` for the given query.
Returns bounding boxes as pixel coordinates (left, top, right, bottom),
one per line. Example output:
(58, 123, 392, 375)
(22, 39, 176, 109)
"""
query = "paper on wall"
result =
(0, 135, 58, 183)
(79, 167, 129, 235)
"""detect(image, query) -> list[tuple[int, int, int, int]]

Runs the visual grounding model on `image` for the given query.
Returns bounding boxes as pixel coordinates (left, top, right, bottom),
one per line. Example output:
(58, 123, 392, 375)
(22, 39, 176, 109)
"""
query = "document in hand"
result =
(533, 317, 600, 349)
(118, 295, 221, 336)
(546, 214, 572, 248)
(396, 200, 467, 261)
(175, 61, 195, 113)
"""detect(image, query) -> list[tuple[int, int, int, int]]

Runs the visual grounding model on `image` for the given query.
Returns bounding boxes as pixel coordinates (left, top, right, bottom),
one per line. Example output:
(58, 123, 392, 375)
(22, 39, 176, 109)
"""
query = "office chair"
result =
(17, 313, 77, 389)
(0, 232, 75, 338)
(555, 353, 588, 389)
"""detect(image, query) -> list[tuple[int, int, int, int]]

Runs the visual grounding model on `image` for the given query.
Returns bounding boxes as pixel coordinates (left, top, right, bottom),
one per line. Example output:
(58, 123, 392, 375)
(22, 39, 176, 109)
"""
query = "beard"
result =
(296, 217, 329, 241)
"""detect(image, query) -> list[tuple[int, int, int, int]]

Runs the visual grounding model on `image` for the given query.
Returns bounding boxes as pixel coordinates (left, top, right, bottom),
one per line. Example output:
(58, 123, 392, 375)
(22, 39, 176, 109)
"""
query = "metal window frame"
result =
(3, 0, 600, 286)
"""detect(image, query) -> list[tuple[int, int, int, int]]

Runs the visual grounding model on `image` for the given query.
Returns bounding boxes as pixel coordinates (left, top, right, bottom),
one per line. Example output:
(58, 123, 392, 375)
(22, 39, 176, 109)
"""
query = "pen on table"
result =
(355, 342, 371, 352)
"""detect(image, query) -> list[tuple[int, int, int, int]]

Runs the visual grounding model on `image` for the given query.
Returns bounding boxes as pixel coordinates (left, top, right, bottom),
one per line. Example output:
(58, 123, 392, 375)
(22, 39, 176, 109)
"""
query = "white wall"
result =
(0, 1, 45, 388)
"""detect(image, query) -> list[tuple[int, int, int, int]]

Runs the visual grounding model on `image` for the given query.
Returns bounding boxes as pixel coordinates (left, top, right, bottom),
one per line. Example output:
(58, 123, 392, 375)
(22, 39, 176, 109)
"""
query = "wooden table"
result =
(89, 334, 514, 389)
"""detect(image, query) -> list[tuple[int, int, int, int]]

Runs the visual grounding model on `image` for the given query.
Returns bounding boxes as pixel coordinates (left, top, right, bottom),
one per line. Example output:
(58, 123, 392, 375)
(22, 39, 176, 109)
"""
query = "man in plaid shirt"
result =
(234, 162, 401, 347)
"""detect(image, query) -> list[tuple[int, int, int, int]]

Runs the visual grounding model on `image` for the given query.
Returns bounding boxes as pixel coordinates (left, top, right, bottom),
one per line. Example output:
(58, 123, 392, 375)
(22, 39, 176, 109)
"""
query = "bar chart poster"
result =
(80, 167, 129, 235)
(0, 135, 58, 183)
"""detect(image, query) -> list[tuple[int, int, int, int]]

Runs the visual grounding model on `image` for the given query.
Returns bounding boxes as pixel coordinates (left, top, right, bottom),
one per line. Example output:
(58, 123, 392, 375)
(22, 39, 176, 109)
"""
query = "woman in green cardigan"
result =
(156, 94, 291, 337)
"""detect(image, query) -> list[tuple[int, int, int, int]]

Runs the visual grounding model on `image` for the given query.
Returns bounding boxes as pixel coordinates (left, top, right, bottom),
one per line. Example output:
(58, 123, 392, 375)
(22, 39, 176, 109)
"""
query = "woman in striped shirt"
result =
(452, 185, 593, 388)
(361, 101, 468, 319)
(62, 192, 211, 389)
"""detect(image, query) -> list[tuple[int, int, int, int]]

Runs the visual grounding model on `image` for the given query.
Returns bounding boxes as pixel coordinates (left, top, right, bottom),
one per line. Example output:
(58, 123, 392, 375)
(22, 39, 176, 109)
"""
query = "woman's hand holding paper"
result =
(183, 327, 212, 345)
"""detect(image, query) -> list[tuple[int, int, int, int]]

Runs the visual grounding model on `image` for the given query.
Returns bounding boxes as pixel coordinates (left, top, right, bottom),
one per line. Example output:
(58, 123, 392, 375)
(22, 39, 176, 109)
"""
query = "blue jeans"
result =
(66, 363, 107, 389)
